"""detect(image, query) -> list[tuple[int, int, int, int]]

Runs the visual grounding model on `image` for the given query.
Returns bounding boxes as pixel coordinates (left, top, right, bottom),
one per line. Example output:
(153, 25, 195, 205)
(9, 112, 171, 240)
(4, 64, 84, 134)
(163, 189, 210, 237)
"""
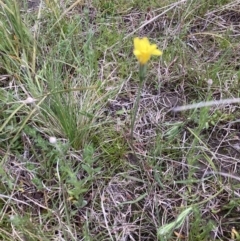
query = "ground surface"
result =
(1, 0, 240, 240)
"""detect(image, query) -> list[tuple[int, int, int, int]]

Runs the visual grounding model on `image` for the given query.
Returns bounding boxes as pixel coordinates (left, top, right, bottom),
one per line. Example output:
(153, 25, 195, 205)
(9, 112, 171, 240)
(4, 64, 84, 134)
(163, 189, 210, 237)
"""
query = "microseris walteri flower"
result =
(133, 37, 162, 65)
(130, 37, 162, 143)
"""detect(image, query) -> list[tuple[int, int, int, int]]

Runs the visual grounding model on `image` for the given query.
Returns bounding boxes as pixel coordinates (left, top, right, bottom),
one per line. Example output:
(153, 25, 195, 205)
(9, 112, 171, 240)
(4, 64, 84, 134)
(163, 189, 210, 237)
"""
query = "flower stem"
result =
(130, 64, 146, 143)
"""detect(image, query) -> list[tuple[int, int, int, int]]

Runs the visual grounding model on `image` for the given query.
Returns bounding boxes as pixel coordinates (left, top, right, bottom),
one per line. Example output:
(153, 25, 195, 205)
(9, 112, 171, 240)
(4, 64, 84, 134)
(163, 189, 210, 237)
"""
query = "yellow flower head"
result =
(133, 37, 162, 65)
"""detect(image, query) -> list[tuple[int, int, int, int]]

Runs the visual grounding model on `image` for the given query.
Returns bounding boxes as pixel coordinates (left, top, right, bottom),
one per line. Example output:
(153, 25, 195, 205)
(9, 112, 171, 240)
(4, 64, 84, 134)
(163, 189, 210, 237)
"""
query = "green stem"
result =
(130, 64, 146, 143)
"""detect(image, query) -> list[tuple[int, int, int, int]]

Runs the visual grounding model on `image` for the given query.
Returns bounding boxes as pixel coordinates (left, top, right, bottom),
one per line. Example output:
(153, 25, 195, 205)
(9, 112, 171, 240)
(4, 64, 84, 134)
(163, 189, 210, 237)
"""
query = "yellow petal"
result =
(133, 49, 141, 56)
(142, 37, 150, 46)
(152, 49, 162, 56)
(134, 37, 141, 50)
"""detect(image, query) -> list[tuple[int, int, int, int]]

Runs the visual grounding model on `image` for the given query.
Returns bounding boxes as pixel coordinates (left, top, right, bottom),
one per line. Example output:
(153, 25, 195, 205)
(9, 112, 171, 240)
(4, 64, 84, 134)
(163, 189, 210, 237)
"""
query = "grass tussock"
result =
(1, 0, 240, 240)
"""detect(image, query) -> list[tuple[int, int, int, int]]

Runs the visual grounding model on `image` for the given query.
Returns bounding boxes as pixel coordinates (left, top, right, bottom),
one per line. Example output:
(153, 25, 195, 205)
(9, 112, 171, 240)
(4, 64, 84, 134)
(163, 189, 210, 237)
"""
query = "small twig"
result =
(204, 171, 240, 182)
(101, 191, 114, 241)
(173, 98, 240, 112)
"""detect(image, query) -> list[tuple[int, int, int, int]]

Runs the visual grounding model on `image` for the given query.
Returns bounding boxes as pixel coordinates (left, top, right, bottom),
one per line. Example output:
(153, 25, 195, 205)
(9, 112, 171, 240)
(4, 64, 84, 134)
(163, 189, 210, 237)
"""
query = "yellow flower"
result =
(133, 37, 162, 65)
